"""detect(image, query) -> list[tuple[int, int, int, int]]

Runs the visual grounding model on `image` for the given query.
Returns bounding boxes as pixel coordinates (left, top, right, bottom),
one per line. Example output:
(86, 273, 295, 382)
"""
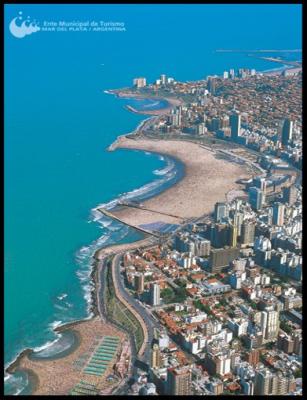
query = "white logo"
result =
(9, 11, 40, 39)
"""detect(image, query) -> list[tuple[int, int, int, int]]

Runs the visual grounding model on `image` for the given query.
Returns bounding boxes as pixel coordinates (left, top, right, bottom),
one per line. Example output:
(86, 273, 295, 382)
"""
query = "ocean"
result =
(4, 4, 301, 394)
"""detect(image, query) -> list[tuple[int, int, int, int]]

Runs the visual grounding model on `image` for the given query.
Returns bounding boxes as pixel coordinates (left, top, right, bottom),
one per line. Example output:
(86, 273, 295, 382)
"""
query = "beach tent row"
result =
(83, 336, 120, 377)
(69, 380, 99, 395)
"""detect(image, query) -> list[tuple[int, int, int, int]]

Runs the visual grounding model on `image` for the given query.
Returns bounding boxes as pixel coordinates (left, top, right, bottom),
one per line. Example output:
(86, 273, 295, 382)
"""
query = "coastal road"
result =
(96, 259, 107, 322)
(217, 148, 266, 174)
(96, 215, 209, 367)
(96, 256, 139, 395)
(112, 253, 161, 363)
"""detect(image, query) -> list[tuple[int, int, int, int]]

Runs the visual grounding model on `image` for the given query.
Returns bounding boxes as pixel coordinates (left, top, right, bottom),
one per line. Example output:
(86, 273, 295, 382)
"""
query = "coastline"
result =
(122, 96, 183, 116)
(5, 86, 252, 395)
(106, 88, 184, 115)
(21, 368, 40, 395)
(8, 317, 127, 395)
(4, 93, 184, 394)
(110, 136, 251, 228)
(261, 64, 302, 76)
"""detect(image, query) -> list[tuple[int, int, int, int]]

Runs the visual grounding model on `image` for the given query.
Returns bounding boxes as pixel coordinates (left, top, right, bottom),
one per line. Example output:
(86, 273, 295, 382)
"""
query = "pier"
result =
(248, 55, 302, 68)
(107, 140, 118, 152)
(97, 207, 161, 238)
(118, 201, 184, 221)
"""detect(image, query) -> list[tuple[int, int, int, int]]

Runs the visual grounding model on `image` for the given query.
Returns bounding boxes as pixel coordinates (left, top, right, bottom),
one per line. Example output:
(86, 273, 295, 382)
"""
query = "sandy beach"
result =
(10, 317, 127, 395)
(5, 136, 251, 395)
(94, 238, 152, 261)
(109, 89, 184, 115)
(111, 137, 251, 228)
(6, 97, 252, 395)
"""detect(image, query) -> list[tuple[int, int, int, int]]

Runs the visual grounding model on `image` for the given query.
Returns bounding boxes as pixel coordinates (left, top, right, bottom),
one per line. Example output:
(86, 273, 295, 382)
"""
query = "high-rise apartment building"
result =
(272, 202, 285, 226)
(229, 69, 235, 79)
(255, 369, 296, 395)
(240, 221, 255, 246)
(211, 223, 230, 248)
(260, 309, 280, 342)
(230, 111, 241, 141)
(283, 186, 297, 205)
(254, 369, 276, 395)
(232, 211, 244, 236)
(249, 187, 265, 211)
(204, 352, 231, 376)
(277, 332, 294, 354)
(253, 176, 267, 192)
(214, 202, 228, 222)
(211, 117, 220, 132)
(194, 236, 211, 256)
(229, 223, 238, 247)
(150, 283, 160, 306)
(134, 273, 144, 293)
(160, 74, 167, 85)
(244, 349, 260, 366)
(151, 344, 161, 368)
(207, 77, 217, 95)
(133, 77, 146, 88)
(167, 366, 192, 395)
(281, 118, 293, 146)
(209, 247, 240, 273)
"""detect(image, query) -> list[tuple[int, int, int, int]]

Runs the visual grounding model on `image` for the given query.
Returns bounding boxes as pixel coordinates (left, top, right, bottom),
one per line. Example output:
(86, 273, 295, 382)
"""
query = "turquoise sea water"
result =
(4, 4, 301, 394)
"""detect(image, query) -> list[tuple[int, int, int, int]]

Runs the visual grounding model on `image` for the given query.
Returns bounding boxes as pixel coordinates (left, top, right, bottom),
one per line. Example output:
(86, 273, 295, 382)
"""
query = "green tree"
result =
(294, 369, 302, 379)
(174, 278, 186, 287)
(173, 287, 187, 302)
(250, 301, 258, 310)
(219, 297, 228, 307)
(194, 300, 212, 315)
(280, 320, 292, 335)
(161, 288, 174, 304)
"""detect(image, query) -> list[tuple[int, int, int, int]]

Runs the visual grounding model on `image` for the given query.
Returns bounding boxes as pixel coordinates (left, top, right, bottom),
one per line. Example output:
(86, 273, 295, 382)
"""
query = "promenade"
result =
(95, 236, 161, 363)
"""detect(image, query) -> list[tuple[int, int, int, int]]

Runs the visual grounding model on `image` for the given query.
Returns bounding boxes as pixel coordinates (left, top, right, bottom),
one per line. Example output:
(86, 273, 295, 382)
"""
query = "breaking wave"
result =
(93, 155, 181, 214)
(74, 151, 183, 321)
(4, 372, 28, 396)
(4, 149, 184, 395)
(153, 157, 176, 176)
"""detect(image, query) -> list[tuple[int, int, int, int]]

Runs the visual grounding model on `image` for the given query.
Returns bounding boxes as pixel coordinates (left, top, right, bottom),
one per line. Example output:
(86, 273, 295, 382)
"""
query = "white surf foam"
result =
(32, 335, 62, 353)
(64, 301, 73, 309)
(142, 100, 160, 108)
(54, 303, 69, 312)
(93, 166, 177, 213)
(4, 372, 28, 396)
(4, 352, 22, 372)
(70, 150, 181, 323)
(153, 158, 176, 176)
(99, 218, 113, 228)
(6, 143, 182, 395)
(49, 320, 64, 331)
(6, 150, 181, 392)
(57, 293, 68, 301)
(74, 219, 131, 315)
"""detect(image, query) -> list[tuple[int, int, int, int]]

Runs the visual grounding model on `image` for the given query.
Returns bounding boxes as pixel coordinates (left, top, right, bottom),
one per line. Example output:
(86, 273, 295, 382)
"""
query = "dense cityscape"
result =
(6, 63, 302, 396)
(5, 3, 302, 397)
(114, 66, 302, 395)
